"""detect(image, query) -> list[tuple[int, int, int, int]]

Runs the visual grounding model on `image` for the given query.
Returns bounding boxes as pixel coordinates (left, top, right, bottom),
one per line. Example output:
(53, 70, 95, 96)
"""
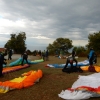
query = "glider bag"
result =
(62, 67, 83, 73)
(88, 66, 96, 72)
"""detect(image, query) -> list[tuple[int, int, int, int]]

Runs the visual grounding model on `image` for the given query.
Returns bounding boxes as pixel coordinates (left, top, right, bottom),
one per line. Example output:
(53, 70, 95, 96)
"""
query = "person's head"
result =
(25, 51, 27, 53)
(90, 47, 93, 50)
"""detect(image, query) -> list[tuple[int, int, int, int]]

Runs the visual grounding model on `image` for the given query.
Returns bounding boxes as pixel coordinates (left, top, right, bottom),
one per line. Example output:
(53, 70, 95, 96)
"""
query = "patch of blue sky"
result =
(0, 15, 3, 19)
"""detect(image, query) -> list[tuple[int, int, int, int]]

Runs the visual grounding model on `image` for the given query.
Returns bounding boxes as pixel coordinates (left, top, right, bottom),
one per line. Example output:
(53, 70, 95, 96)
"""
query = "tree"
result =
(4, 32, 27, 54)
(86, 31, 100, 53)
(73, 46, 87, 57)
(47, 37, 73, 55)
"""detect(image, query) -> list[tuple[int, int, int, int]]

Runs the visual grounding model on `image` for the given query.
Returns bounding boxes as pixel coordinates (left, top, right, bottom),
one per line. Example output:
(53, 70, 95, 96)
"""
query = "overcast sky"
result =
(0, 0, 100, 51)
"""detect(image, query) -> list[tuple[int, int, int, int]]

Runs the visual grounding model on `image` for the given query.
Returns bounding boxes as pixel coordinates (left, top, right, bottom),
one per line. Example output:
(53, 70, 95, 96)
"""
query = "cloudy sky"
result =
(0, 0, 100, 51)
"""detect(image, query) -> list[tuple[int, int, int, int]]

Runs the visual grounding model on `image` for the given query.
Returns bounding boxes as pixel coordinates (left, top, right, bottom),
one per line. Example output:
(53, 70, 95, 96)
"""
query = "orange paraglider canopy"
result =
(0, 69, 43, 93)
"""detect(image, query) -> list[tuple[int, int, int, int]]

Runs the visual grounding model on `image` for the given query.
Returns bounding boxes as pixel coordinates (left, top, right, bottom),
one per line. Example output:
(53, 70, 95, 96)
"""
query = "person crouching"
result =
(62, 56, 83, 73)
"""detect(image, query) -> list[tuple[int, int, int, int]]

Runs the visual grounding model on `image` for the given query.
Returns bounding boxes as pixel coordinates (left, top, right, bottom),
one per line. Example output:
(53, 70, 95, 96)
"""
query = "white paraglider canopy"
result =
(58, 73, 100, 99)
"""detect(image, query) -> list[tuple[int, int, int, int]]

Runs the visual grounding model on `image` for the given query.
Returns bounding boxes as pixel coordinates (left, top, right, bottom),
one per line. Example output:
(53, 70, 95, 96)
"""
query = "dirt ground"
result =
(5, 54, 38, 60)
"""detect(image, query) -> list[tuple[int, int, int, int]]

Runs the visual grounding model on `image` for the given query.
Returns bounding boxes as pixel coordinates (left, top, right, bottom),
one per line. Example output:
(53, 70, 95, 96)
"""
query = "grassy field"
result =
(0, 55, 100, 100)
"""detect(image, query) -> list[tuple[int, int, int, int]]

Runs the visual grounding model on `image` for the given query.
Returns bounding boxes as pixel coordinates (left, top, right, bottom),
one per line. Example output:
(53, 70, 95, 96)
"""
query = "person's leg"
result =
(68, 62, 72, 73)
(95, 58, 97, 63)
(10, 55, 11, 60)
(0, 64, 3, 77)
(45, 56, 47, 61)
(63, 59, 69, 70)
(74, 58, 77, 67)
(88, 58, 95, 72)
(10, 55, 12, 60)
(47, 55, 49, 61)
(25, 58, 29, 64)
(91, 59, 94, 67)
(89, 58, 93, 67)
(21, 58, 24, 65)
(70, 63, 73, 69)
(42, 55, 44, 60)
(43, 55, 45, 61)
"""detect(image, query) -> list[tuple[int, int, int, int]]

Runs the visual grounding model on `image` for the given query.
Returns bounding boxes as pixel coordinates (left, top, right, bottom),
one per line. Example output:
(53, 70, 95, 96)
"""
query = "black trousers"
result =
(8, 55, 12, 60)
(89, 58, 94, 66)
(0, 64, 3, 76)
(21, 58, 29, 65)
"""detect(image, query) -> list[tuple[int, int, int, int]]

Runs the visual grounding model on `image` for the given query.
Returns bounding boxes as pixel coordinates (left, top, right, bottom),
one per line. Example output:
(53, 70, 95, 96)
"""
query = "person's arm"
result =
(27, 54, 28, 58)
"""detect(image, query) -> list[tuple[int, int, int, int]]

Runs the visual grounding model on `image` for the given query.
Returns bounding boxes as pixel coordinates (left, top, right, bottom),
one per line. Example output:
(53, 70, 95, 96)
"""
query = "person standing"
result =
(42, 50, 46, 61)
(21, 51, 29, 65)
(8, 49, 12, 60)
(72, 50, 76, 57)
(55, 50, 59, 57)
(93, 53, 97, 64)
(72, 50, 77, 66)
(88, 48, 95, 67)
(88, 48, 96, 72)
(38, 50, 42, 58)
(45, 49, 49, 61)
(0, 52, 7, 77)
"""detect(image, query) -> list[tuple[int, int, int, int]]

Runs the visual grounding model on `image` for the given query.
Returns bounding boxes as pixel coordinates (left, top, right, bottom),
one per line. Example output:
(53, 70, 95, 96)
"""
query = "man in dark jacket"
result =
(8, 49, 12, 60)
(45, 50, 49, 61)
(21, 51, 29, 65)
(72, 50, 77, 65)
(0, 52, 7, 77)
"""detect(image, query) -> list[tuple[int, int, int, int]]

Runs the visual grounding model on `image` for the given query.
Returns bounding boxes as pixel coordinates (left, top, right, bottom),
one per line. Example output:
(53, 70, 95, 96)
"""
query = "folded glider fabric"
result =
(3, 58, 44, 67)
(81, 66, 100, 72)
(9, 58, 44, 66)
(46, 60, 90, 68)
(0, 70, 43, 93)
(3, 64, 30, 74)
(58, 73, 100, 99)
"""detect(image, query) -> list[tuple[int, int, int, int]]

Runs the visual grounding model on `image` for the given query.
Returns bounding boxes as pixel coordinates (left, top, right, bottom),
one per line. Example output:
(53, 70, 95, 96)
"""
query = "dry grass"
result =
(0, 56, 100, 100)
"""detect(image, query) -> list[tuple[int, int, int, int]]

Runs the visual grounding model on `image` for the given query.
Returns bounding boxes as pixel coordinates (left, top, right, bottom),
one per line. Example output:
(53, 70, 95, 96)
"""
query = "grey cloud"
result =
(0, 0, 100, 50)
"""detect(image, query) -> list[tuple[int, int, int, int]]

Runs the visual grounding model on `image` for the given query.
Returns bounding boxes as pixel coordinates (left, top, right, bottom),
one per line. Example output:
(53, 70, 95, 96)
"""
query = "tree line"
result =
(4, 31, 100, 56)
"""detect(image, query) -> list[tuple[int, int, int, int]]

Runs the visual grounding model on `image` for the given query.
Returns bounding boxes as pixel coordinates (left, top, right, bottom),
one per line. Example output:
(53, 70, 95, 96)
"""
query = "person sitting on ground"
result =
(21, 51, 29, 65)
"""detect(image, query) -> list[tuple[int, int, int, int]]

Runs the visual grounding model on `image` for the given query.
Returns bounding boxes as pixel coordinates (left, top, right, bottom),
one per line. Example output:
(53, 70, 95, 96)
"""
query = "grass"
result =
(0, 55, 100, 100)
